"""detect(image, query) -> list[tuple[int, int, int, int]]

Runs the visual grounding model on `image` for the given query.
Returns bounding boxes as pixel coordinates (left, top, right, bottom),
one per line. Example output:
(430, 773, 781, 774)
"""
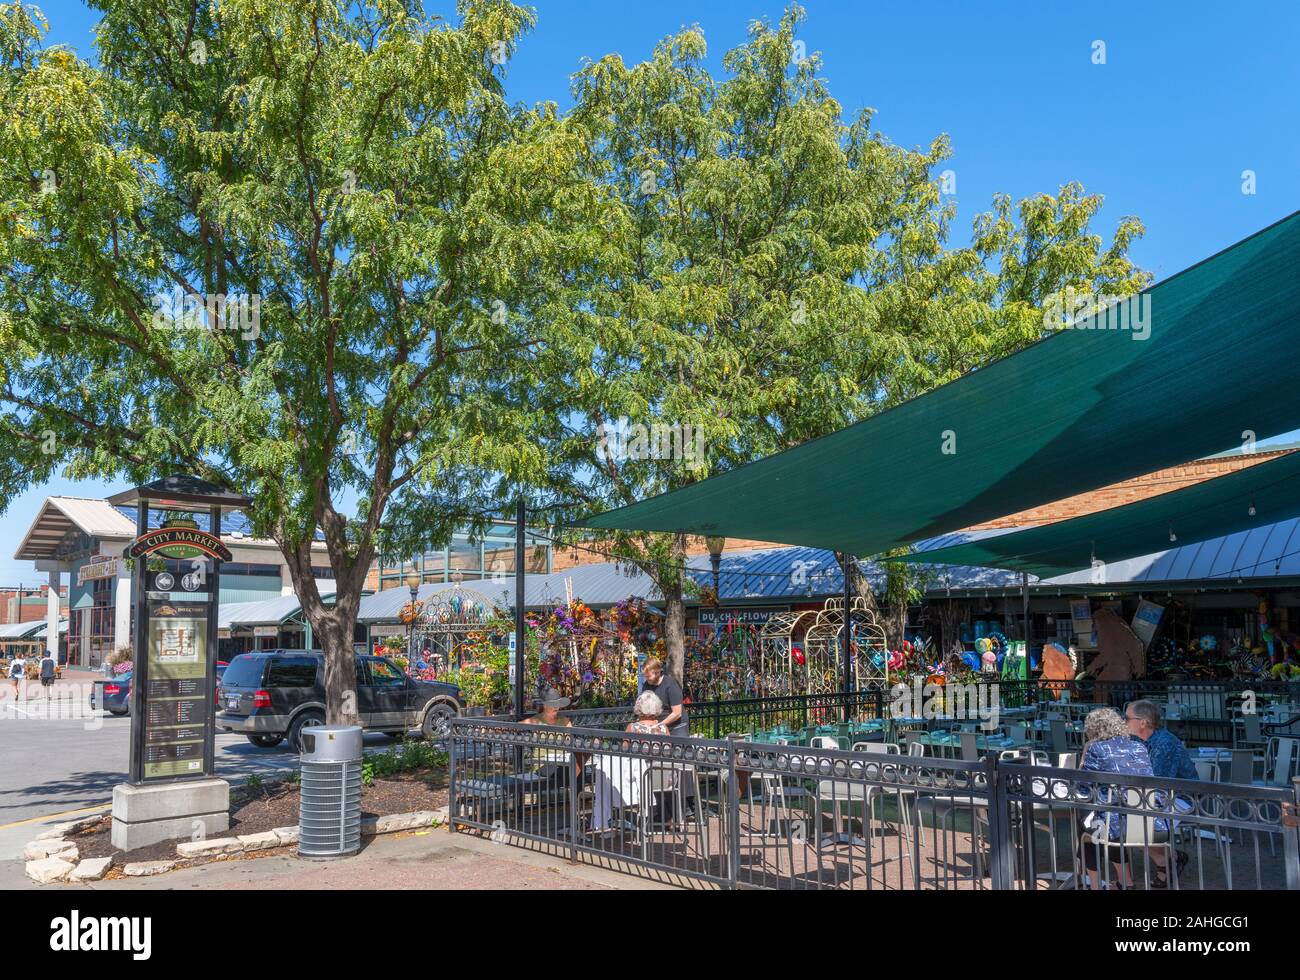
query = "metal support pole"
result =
(842, 556, 854, 721)
(128, 499, 148, 784)
(513, 499, 526, 720)
(1021, 571, 1031, 699)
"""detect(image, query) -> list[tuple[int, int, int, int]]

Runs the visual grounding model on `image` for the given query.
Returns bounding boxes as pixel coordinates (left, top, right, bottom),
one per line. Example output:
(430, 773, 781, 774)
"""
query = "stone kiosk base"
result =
(112, 778, 231, 851)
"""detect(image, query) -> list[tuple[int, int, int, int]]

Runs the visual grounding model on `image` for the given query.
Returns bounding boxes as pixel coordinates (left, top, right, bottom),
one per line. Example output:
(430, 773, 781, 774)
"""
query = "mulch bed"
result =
(67, 770, 449, 869)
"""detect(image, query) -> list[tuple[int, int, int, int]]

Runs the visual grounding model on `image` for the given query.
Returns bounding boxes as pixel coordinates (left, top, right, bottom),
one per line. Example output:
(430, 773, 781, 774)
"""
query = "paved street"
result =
(0, 676, 395, 862)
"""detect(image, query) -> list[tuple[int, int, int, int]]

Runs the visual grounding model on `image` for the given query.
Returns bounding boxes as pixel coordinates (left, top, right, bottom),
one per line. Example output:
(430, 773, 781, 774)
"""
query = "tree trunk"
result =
(315, 611, 360, 726)
(279, 534, 369, 727)
(664, 533, 688, 689)
(882, 599, 908, 651)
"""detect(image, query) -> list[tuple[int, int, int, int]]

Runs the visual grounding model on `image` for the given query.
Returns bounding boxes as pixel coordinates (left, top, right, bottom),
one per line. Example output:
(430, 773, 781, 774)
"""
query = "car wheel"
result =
(109, 707, 129, 717)
(247, 734, 285, 748)
(421, 700, 458, 740)
(288, 711, 325, 753)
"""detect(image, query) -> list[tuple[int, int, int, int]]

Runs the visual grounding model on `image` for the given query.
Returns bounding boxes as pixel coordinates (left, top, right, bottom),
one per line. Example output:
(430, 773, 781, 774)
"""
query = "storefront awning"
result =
(898, 449, 1300, 577)
(578, 211, 1300, 555)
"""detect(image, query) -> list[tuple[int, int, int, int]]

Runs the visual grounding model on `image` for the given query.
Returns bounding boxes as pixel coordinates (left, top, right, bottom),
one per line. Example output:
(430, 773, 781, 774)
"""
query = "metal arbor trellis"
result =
(801, 596, 889, 695)
(410, 585, 500, 674)
(758, 610, 817, 698)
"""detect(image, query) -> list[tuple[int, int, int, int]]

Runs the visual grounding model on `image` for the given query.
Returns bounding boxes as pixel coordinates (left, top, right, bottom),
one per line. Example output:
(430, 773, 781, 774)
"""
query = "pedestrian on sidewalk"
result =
(38, 650, 56, 699)
(8, 653, 27, 700)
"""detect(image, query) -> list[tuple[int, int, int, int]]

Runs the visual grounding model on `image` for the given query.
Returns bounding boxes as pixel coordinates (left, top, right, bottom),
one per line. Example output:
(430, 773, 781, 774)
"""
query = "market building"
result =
(13, 496, 331, 668)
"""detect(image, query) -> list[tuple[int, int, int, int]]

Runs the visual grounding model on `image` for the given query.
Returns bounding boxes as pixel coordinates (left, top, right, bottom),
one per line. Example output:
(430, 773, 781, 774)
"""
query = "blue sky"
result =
(3, 0, 1298, 584)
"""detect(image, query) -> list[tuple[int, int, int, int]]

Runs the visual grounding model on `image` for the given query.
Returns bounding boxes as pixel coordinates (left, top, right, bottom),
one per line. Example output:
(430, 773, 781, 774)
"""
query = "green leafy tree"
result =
(0, 0, 598, 723)
(551, 6, 1147, 684)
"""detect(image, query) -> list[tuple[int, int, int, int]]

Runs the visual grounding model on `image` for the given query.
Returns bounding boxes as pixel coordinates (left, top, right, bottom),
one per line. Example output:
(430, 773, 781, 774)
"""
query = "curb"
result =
(24, 807, 450, 884)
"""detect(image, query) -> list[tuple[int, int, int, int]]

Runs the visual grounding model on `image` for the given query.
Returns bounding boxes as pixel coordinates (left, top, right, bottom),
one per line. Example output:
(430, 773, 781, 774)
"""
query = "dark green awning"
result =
(896, 449, 1300, 577)
(578, 211, 1300, 554)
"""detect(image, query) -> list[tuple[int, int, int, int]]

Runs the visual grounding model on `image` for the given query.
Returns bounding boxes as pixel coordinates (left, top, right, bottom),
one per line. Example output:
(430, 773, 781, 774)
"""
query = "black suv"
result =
(215, 650, 462, 751)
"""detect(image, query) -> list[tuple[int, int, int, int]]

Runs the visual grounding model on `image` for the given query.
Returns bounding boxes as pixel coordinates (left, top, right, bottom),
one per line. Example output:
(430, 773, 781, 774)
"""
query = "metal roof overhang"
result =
(577, 211, 1300, 555)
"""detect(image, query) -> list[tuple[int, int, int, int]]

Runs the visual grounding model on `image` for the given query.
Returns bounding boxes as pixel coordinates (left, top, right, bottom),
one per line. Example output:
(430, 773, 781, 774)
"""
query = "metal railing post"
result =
(569, 750, 580, 863)
(1286, 777, 1300, 891)
(985, 754, 1015, 890)
(447, 721, 458, 834)
(727, 737, 741, 891)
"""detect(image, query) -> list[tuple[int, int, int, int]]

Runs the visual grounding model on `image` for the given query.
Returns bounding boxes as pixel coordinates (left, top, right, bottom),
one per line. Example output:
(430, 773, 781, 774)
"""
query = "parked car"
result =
(215, 649, 462, 751)
(89, 673, 132, 716)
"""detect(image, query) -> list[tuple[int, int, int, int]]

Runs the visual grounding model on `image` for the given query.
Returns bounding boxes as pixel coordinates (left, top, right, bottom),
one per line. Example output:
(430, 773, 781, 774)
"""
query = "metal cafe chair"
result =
(1227, 748, 1257, 786)
(1235, 713, 1267, 753)
(1264, 736, 1300, 788)
(1079, 788, 1178, 890)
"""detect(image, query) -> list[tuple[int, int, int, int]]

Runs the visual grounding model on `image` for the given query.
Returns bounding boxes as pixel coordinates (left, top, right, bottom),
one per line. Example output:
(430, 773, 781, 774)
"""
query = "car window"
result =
(266, 657, 318, 687)
(368, 658, 407, 686)
(220, 655, 265, 687)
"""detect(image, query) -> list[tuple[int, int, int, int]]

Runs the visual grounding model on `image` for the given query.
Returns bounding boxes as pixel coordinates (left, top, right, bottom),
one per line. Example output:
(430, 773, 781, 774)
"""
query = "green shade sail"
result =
(896, 449, 1300, 578)
(578, 211, 1300, 555)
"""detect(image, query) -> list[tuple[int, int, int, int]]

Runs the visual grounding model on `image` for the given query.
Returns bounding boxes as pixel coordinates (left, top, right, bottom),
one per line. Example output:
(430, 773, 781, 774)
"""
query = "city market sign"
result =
(125, 527, 233, 562)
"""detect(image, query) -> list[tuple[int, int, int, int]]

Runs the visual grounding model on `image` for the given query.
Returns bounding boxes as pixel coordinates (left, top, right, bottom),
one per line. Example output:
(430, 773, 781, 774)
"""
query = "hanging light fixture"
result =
(1248, 500, 1256, 517)
(1168, 527, 1177, 543)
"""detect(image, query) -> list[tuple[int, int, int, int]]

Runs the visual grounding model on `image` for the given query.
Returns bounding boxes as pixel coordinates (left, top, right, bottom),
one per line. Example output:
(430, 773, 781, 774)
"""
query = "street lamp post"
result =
(404, 566, 421, 678)
(705, 536, 726, 633)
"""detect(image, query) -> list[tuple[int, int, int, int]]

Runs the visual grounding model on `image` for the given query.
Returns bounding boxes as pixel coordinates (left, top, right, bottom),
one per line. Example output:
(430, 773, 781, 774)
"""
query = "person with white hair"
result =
(588, 690, 669, 834)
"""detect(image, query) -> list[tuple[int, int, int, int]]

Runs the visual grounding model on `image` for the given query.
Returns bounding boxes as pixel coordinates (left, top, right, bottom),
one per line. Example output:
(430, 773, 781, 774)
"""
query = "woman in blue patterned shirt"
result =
(1077, 708, 1172, 888)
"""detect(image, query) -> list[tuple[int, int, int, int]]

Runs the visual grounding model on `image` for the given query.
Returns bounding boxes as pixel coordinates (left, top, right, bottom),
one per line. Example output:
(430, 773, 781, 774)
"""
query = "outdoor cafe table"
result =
(746, 719, 887, 748)
(912, 731, 1033, 758)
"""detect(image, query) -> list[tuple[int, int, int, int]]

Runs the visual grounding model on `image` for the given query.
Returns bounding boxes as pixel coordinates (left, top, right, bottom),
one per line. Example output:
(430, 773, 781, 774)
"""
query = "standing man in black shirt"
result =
(640, 657, 688, 736)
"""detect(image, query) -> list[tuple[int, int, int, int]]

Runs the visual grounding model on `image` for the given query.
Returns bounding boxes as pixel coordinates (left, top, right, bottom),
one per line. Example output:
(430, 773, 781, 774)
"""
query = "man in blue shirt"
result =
(1125, 699, 1197, 780)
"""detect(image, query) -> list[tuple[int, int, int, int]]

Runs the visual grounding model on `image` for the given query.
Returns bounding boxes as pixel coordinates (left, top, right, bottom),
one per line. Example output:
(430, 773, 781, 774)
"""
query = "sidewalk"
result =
(1, 826, 677, 891)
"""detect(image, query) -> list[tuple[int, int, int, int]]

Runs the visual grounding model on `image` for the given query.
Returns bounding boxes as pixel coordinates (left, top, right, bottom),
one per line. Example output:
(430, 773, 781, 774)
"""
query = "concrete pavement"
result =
(0, 677, 396, 862)
(0, 825, 678, 891)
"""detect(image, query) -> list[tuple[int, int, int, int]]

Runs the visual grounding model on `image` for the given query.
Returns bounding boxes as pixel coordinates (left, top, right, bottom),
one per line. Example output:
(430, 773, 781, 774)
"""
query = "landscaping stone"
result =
(236, 831, 281, 851)
(272, 826, 299, 845)
(123, 860, 176, 877)
(177, 837, 244, 858)
(23, 839, 77, 862)
(373, 811, 438, 834)
(26, 856, 75, 883)
(69, 857, 114, 882)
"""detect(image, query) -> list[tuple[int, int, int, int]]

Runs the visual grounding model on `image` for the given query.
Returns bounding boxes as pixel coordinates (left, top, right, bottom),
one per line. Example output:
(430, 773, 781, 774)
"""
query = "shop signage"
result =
(126, 509, 226, 785)
(77, 555, 119, 585)
(253, 625, 278, 638)
(126, 526, 232, 562)
(698, 605, 789, 629)
(140, 599, 210, 780)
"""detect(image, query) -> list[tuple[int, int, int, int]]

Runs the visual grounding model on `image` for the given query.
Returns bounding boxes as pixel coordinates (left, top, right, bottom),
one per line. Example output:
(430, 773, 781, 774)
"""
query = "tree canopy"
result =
(0, 1, 1147, 706)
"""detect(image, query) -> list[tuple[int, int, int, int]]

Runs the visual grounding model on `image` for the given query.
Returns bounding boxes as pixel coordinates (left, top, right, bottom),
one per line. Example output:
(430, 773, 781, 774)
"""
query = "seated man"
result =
(1125, 699, 1196, 780)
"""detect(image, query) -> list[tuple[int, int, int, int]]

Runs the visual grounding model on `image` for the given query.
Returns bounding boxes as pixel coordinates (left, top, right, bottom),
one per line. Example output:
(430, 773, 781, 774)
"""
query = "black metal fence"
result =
(447, 717, 1300, 890)
(556, 690, 887, 738)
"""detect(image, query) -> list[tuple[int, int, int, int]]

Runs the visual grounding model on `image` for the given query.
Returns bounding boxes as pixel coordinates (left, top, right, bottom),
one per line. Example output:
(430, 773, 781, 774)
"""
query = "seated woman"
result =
(522, 687, 572, 727)
(589, 691, 668, 834)
(522, 688, 579, 792)
(1077, 707, 1172, 888)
